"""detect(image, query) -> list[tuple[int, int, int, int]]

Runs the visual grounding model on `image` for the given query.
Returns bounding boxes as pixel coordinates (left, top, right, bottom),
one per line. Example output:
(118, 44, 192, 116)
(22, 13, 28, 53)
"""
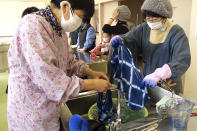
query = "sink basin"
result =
(66, 88, 148, 124)
(88, 98, 148, 124)
(66, 88, 118, 119)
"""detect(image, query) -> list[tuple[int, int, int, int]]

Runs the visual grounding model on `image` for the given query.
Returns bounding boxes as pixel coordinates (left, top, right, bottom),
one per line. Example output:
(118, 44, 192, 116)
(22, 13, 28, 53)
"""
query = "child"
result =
(90, 27, 112, 56)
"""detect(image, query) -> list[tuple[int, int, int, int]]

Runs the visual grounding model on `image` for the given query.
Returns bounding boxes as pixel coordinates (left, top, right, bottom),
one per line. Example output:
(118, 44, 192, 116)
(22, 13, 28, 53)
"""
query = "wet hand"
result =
(93, 79, 111, 92)
(92, 71, 109, 81)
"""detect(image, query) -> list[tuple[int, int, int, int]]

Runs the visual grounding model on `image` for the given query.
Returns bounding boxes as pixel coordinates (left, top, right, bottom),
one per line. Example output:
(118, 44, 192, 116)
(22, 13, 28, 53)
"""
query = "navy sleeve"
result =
(168, 25, 191, 80)
(120, 24, 143, 57)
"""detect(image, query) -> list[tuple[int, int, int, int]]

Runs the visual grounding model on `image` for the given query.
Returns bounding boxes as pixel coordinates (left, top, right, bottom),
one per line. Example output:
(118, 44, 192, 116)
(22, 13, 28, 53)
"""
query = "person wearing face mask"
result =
(7, 0, 111, 131)
(77, 17, 96, 52)
(90, 26, 112, 56)
(110, 0, 191, 95)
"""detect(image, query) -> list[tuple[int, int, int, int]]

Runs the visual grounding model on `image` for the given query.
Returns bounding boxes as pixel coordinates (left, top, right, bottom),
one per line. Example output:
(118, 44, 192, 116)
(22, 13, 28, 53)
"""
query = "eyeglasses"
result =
(145, 16, 162, 22)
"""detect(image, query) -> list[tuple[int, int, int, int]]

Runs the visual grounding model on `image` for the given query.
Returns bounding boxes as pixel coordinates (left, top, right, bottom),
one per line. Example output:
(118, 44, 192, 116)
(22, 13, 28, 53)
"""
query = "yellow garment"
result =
(150, 20, 175, 44)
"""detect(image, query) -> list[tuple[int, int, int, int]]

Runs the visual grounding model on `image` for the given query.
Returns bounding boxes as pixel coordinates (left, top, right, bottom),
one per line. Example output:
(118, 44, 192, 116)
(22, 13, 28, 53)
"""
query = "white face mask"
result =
(61, 8, 82, 32)
(103, 38, 110, 43)
(147, 21, 163, 30)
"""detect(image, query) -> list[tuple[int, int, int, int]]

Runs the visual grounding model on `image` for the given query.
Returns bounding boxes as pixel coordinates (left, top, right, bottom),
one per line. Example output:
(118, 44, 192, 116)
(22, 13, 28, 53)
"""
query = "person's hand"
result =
(110, 36, 123, 48)
(142, 64, 172, 88)
(83, 79, 111, 92)
(77, 47, 80, 52)
(77, 48, 86, 53)
(141, 73, 160, 88)
(93, 79, 111, 92)
(112, 9, 119, 20)
(90, 50, 96, 57)
(92, 71, 109, 81)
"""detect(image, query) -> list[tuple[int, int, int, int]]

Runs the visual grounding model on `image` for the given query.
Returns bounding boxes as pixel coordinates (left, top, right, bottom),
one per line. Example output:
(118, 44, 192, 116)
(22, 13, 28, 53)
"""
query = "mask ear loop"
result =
(70, 7, 74, 16)
(60, 1, 72, 15)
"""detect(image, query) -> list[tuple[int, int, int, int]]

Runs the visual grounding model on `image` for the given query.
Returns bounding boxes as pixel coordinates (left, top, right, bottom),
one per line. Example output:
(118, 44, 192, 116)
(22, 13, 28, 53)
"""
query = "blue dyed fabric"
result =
(97, 90, 116, 124)
(110, 41, 149, 110)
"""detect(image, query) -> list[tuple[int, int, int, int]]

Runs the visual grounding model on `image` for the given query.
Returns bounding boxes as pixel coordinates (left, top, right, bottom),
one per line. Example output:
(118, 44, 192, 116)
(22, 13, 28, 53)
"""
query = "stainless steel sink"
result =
(66, 85, 118, 119)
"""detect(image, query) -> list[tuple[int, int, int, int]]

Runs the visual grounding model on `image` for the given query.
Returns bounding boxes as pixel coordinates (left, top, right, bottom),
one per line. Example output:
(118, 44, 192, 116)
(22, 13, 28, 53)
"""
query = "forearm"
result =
(82, 79, 94, 91)
(106, 18, 114, 25)
(106, 8, 119, 25)
(83, 67, 96, 76)
(168, 30, 191, 80)
(168, 60, 190, 80)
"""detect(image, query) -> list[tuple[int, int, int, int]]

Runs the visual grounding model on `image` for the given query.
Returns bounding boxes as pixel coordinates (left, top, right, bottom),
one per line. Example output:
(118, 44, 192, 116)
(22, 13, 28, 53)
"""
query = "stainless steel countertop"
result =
(158, 116, 197, 131)
(121, 104, 158, 131)
(121, 105, 197, 131)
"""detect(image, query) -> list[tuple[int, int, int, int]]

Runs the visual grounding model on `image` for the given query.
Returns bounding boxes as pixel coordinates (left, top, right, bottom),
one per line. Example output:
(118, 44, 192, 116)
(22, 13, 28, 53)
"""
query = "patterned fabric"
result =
(97, 90, 116, 124)
(36, 6, 63, 37)
(7, 9, 88, 131)
(110, 42, 149, 110)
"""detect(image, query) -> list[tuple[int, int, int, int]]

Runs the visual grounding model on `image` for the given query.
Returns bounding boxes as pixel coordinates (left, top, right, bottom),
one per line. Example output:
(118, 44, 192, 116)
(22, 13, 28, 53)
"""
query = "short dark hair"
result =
(22, 7, 39, 17)
(51, 0, 95, 18)
(143, 10, 166, 18)
(102, 25, 112, 35)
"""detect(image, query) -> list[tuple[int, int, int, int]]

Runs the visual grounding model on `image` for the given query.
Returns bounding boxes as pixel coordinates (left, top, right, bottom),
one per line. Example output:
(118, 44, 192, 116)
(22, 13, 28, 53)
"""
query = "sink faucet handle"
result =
(161, 80, 176, 91)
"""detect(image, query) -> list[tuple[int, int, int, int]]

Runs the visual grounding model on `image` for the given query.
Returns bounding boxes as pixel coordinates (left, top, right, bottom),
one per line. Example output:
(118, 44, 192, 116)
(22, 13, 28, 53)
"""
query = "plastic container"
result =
(159, 98, 195, 129)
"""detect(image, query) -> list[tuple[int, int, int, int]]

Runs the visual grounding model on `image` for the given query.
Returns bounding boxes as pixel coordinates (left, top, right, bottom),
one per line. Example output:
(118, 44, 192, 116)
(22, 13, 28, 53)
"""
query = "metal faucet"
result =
(160, 80, 175, 98)
(109, 90, 122, 131)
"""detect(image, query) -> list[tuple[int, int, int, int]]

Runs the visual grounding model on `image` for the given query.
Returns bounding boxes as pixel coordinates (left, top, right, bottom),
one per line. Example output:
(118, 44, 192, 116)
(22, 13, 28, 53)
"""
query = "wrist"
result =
(154, 64, 172, 80)
(161, 64, 172, 80)
(83, 48, 87, 51)
(84, 68, 96, 76)
(83, 79, 94, 91)
(110, 17, 114, 21)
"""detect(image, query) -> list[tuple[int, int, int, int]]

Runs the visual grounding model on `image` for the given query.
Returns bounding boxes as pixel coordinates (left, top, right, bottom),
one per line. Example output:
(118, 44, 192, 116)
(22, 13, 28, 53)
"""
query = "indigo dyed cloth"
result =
(110, 41, 149, 110)
(97, 90, 116, 124)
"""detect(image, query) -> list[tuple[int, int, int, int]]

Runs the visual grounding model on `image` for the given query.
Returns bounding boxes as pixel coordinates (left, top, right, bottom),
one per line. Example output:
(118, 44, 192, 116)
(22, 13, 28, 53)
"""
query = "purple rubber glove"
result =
(142, 64, 172, 88)
(110, 36, 123, 48)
